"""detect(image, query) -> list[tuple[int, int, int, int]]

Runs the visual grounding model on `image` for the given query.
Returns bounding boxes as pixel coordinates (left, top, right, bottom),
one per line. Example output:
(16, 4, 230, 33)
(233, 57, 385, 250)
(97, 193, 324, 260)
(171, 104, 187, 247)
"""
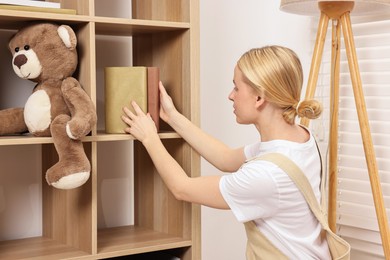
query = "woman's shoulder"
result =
(246, 135, 317, 157)
(240, 156, 288, 181)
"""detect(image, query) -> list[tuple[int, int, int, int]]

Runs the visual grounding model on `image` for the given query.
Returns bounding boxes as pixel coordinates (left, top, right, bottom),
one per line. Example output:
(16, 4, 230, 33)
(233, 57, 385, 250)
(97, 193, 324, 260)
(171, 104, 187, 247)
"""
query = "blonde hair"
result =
(237, 45, 322, 124)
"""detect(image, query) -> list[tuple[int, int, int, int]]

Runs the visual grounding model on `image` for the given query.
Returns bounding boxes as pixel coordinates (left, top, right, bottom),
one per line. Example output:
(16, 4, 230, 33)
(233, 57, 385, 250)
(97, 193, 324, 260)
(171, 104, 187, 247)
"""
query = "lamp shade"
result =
(280, 0, 390, 16)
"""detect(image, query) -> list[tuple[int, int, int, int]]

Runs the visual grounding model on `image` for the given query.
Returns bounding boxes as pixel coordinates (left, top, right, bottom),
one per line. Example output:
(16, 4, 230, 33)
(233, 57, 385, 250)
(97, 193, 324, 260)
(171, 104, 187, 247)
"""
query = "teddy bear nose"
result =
(14, 54, 27, 69)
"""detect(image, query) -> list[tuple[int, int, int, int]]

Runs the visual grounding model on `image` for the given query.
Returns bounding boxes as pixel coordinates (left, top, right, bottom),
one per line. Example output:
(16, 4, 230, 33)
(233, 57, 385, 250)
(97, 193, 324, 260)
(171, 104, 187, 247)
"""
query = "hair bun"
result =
(296, 99, 322, 119)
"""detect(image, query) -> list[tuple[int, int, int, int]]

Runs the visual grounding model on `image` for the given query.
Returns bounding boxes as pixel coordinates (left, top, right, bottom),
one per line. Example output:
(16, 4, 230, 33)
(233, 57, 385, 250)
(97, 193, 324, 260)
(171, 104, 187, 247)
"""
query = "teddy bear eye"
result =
(24, 45, 30, 51)
(15, 47, 19, 52)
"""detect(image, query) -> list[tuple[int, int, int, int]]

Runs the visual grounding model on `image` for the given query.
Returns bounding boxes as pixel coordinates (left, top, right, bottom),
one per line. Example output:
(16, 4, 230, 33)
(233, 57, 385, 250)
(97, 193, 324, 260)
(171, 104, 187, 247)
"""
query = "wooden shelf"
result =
(0, 135, 54, 145)
(0, 226, 191, 260)
(0, 237, 90, 260)
(94, 132, 181, 142)
(0, 10, 89, 30)
(97, 225, 191, 258)
(94, 18, 189, 36)
(0, 132, 180, 146)
(0, 9, 189, 33)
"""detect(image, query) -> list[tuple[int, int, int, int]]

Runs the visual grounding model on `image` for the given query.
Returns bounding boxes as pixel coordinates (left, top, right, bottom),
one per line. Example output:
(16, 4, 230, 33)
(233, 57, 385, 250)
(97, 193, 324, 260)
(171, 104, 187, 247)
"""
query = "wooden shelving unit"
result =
(0, 0, 200, 259)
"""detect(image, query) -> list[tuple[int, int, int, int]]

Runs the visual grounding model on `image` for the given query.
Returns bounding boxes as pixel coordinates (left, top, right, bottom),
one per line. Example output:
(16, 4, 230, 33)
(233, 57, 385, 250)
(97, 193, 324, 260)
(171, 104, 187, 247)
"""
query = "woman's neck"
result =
(255, 116, 309, 143)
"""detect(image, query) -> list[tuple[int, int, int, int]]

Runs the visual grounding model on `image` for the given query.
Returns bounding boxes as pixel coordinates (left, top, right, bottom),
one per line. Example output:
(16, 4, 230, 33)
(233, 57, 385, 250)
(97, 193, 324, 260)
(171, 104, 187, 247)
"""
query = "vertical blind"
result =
(310, 14, 390, 259)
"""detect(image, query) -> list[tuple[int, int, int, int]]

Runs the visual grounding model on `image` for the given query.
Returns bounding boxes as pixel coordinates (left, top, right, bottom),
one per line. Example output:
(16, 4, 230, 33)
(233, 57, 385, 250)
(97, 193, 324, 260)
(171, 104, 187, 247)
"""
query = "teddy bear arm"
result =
(62, 77, 97, 139)
(0, 108, 28, 135)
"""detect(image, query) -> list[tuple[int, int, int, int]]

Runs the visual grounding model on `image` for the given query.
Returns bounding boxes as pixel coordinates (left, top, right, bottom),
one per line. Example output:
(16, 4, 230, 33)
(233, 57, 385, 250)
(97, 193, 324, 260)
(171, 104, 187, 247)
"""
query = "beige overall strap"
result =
(243, 150, 322, 260)
(244, 220, 289, 260)
(253, 153, 351, 259)
(254, 153, 329, 228)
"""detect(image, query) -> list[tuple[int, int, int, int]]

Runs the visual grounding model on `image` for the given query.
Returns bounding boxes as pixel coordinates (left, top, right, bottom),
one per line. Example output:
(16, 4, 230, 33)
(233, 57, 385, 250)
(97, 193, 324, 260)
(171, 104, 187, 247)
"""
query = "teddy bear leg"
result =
(46, 114, 91, 189)
(0, 108, 28, 135)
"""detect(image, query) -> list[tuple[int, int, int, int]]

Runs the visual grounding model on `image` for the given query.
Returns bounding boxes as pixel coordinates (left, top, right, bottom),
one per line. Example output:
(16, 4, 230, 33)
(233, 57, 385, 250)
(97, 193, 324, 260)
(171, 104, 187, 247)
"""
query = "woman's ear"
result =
(255, 95, 265, 108)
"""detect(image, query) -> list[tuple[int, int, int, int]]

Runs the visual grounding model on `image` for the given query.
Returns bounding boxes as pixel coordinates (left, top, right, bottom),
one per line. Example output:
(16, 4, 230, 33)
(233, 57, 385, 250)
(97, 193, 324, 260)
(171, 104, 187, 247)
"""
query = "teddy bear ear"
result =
(57, 25, 77, 50)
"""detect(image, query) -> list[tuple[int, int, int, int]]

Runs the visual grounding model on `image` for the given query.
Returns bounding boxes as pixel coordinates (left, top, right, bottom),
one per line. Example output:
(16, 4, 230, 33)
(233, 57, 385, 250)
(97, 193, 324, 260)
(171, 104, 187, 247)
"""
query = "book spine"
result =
(147, 67, 160, 131)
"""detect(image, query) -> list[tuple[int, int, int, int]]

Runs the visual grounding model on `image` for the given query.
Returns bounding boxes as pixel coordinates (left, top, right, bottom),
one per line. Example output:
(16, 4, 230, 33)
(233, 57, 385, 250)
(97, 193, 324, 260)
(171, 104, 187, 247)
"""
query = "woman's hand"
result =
(122, 101, 158, 145)
(159, 81, 178, 124)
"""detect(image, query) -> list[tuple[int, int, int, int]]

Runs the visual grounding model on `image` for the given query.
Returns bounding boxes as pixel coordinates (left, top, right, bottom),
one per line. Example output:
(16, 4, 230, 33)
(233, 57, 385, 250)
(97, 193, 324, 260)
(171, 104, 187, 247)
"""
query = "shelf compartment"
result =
(132, 0, 190, 23)
(0, 0, 91, 27)
(0, 236, 90, 260)
(97, 225, 191, 258)
(42, 144, 94, 257)
(133, 139, 193, 250)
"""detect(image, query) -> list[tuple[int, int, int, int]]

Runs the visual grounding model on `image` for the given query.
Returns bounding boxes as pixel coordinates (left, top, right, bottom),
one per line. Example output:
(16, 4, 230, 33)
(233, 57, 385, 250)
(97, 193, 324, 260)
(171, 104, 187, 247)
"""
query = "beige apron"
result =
(244, 220, 288, 260)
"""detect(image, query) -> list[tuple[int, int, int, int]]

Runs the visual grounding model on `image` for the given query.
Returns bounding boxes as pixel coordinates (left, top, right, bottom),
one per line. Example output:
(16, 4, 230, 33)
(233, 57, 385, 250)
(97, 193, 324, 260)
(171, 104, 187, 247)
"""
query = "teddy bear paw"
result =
(66, 122, 78, 139)
(66, 121, 92, 140)
(50, 171, 90, 190)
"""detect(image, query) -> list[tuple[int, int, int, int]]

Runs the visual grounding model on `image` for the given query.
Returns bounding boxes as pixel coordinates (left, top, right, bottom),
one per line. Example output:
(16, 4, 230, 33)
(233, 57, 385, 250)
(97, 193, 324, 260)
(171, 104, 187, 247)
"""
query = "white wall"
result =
(199, 1, 312, 259)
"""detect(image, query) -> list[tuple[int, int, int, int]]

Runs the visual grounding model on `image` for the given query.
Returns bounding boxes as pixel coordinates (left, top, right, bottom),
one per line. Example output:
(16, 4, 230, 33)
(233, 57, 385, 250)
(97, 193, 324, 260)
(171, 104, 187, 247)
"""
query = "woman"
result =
(122, 45, 331, 259)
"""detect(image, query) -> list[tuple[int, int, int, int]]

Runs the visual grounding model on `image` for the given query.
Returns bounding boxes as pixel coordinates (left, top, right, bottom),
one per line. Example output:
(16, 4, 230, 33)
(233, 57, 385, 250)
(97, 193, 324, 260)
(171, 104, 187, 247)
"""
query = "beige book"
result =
(105, 67, 147, 134)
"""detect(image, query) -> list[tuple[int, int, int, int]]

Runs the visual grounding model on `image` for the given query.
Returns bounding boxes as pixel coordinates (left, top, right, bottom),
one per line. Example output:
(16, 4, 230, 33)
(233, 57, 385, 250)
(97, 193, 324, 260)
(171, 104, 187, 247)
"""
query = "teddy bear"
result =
(0, 22, 97, 189)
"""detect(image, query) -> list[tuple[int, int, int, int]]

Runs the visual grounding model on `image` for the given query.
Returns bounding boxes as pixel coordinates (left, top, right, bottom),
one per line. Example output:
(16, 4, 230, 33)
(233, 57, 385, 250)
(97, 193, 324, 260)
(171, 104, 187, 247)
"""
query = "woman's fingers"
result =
(122, 102, 155, 130)
(123, 106, 135, 119)
(123, 101, 146, 117)
(159, 81, 167, 96)
(131, 101, 146, 116)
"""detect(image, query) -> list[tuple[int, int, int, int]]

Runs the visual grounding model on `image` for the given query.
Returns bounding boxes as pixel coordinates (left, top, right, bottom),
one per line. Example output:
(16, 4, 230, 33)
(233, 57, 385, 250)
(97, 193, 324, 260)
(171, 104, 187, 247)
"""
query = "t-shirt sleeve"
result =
(219, 161, 280, 223)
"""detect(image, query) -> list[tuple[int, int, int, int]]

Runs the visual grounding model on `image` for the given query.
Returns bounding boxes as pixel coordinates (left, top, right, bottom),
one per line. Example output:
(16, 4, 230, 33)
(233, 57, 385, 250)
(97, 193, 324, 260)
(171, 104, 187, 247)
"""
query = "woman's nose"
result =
(228, 91, 234, 101)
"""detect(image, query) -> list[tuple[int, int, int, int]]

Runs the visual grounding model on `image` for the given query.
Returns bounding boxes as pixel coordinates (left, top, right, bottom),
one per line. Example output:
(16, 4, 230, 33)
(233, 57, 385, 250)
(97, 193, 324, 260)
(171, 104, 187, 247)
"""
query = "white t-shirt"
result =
(219, 131, 331, 259)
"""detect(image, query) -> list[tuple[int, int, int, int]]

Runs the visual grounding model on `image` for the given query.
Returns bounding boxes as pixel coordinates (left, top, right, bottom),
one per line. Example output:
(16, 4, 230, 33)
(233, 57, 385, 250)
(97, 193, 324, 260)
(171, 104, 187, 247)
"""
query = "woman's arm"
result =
(122, 102, 229, 209)
(159, 82, 246, 172)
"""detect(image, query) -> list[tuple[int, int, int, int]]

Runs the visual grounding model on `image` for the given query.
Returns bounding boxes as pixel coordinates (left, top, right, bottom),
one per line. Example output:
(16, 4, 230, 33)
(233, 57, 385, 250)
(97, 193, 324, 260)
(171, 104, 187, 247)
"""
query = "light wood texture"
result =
(328, 18, 341, 232)
(97, 225, 192, 258)
(302, 2, 390, 258)
(0, 5, 76, 14)
(300, 12, 329, 127)
(0, 0, 200, 259)
(42, 143, 93, 254)
(131, 1, 200, 259)
(0, 132, 180, 146)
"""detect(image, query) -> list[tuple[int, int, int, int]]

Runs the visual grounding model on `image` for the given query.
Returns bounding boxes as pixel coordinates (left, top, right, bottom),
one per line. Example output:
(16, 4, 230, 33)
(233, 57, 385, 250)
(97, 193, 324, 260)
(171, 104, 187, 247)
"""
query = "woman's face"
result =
(228, 66, 260, 124)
